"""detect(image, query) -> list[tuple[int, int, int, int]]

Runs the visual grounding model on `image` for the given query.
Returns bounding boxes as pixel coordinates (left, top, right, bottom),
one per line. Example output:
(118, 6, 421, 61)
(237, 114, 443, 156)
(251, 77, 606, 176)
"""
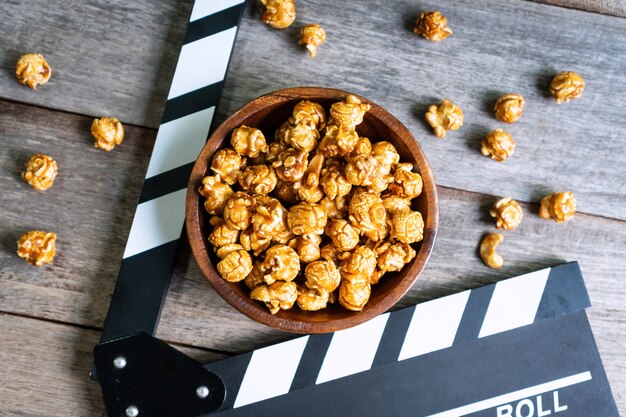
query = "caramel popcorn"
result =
(425, 99, 463, 138)
(251, 281, 298, 314)
(494, 94, 525, 123)
(238, 165, 277, 195)
(388, 163, 423, 199)
(490, 197, 523, 230)
(21, 154, 57, 191)
(550, 72, 585, 104)
(273, 148, 309, 182)
(305, 260, 341, 292)
(260, 0, 296, 30)
(216, 244, 253, 282)
(288, 202, 327, 235)
(339, 280, 371, 311)
(389, 210, 424, 244)
(375, 242, 416, 272)
(211, 148, 246, 185)
(231, 125, 268, 157)
(320, 195, 349, 219)
(318, 125, 360, 158)
(414, 11, 452, 42)
(17, 231, 56, 266)
(223, 191, 256, 230)
(289, 234, 322, 262)
(481, 129, 515, 162)
(279, 123, 319, 152)
(321, 160, 352, 200)
(297, 286, 329, 311)
(15, 53, 51, 89)
(198, 175, 233, 215)
(480, 233, 504, 269)
(330, 94, 371, 129)
(299, 24, 326, 58)
(340, 246, 377, 283)
(202, 96, 425, 314)
(244, 262, 265, 289)
(290, 100, 327, 130)
(240, 227, 271, 255)
(260, 244, 300, 284)
(371, 141, 400, 168)
(381, 192, 412, 214)
(208, 217, 240, 248)
(91, 117, 124, 151)
(251, 196, 291, 243)
(539, 192, 576, 223)
(325, 219, 360, 251)
(348, 191, 388, 241)
(274, 179, 299, 204)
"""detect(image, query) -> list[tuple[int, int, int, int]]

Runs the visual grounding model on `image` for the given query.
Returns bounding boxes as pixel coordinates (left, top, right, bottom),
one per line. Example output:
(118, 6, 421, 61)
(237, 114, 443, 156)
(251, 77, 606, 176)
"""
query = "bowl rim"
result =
(186, 86, 438, 334)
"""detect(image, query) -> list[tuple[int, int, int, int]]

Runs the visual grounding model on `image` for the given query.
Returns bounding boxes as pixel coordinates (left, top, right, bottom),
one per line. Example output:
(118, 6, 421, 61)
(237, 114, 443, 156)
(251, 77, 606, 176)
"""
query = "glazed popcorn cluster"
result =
(199, 95, 425, 314)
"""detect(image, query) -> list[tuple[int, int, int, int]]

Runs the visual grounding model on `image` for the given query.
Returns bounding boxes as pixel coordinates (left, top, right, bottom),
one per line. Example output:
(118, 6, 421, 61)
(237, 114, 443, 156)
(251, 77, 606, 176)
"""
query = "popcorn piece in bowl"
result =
(238, 165, 277, 195)
(375, 241, 416, 272)
(17, 230, 56, 266)
(211, 148, 246, 185)
(288, 202, 327, 235)
(198, 175, 233, 215)
(305, 260, 341, 293)
(389, 210, 424, 244)
(289, 234, 322, 263)
(223, 191, 256, 230)
(260, 244, 300, 284)
(216, 244, 253, 282)
(299, 24, 326, 58)
(22, 154, 57, 191)
(425, 99, 463, 138)
(91, 117, 124, 151)
(231, 125, 268, 157)
(251, 281, 298, 314)
(339, 280, 371, 311)
(297, 285, 330, 311)
(348, 191, 388, 241)
(208, 217, 240, 248)
(330, 94, 371, 129)
(15, 53, 51, 89)
(290, 100, 327, 130)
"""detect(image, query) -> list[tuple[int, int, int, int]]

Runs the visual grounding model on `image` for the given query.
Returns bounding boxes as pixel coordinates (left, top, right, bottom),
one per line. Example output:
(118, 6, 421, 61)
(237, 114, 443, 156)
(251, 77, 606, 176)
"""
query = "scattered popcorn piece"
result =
(21, 154, 58, 191)
(425, 99, 463, 138)
(481, 129, 515, 162)
(260, 0, 296, 30)
(413, 11, 452, 42)
(550, 72, 585, 104)
(17, 230, 56, 266)
(91, 117, 124, 151)
(494, 94, 525, 123)
(299, 24, 326, 58)
(490, 197, 523, 230)
(15, 53, 51, 89)
(539, 192, 576, 223)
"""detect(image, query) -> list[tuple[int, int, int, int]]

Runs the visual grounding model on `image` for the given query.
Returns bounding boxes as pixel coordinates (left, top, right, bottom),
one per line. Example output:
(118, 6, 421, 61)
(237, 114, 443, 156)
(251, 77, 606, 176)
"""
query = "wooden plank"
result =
(216, 0, 626, 221)
(528, 0, 626, 17)
(0, 0, 193, 129)
(0, 313, 225, 417)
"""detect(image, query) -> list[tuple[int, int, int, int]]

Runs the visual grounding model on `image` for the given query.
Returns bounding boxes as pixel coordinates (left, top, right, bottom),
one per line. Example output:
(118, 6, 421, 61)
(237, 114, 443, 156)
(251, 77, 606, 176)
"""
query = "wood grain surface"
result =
(217, 0, 626, 221)
(1, 0, 625, 416)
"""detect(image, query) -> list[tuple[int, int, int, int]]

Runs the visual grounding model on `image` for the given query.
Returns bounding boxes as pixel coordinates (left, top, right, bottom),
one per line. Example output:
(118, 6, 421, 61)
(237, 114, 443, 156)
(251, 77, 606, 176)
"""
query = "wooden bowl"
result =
(186, 87, 438, 334)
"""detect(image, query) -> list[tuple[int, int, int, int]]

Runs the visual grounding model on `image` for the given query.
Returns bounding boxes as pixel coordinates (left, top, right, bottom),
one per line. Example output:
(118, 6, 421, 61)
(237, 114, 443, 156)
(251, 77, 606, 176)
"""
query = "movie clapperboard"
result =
(93, 2, 619, 416)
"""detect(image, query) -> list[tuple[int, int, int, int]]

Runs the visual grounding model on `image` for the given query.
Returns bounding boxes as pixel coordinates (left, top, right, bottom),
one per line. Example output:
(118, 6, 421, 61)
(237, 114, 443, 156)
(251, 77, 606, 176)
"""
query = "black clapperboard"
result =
(92, 2, 620, 416)
(200, 262, 619, 417)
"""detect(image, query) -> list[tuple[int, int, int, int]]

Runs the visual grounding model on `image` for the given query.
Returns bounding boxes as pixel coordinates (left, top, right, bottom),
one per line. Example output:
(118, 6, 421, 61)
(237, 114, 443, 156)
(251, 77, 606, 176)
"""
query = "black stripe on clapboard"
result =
(371, 308, 414, 367)
(289, 333, 334, 391)
(161, 81, 224, 124)
(138, 162, 196, 204)
(204, 352, 253, 411)
(100, 240, 180, 343)
(183, 4, 244, 45)
(453, 285, 495, 345)
(535, 261, 590, 321)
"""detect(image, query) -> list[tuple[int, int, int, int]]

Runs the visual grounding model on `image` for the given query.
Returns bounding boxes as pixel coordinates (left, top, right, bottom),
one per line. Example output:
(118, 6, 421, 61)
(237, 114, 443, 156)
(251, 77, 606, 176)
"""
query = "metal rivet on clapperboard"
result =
(196, 385, 210, 399)
(125, 405, 139, 417)
(113, 356, 127, 369)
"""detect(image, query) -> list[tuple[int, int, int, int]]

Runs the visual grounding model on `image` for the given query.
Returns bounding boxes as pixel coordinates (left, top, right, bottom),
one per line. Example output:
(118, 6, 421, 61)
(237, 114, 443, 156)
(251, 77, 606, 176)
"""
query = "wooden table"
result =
(1, 0, 625, 415)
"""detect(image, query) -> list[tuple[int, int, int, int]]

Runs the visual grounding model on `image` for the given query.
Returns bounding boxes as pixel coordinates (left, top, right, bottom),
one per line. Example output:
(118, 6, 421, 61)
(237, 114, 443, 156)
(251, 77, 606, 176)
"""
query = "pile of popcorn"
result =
(198, 95, 425, 314)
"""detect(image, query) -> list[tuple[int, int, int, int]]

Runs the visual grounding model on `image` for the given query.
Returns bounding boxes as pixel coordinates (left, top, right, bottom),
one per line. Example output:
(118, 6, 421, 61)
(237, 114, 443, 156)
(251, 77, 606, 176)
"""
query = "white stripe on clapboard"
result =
(398, 290, 470, 361)
(478, 268, 550, 338)
(145, 107, 215, 179)
(315, 313, 389, 385)
(167, 27, 238, 100)
(426, 371, 591, 417)
(122, 189, 187, 258)
(189, 0, 244, 22)
(233, 336, 309, 408)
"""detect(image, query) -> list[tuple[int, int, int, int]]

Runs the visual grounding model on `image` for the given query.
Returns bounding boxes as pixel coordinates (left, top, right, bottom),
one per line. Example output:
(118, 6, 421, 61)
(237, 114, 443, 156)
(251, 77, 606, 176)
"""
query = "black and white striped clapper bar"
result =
(94, 262, 619, 417)
(97, 0, 246, 346)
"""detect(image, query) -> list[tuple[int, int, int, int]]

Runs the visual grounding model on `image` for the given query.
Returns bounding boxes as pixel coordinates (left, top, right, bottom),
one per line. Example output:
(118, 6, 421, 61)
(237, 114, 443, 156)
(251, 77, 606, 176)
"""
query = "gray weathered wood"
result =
(530, 0, 626, 16)
(0, 0, 193, 129)
(216, 0, 626, 221)
(0, 313, 225, 417)
(0, 102, 624, 414)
